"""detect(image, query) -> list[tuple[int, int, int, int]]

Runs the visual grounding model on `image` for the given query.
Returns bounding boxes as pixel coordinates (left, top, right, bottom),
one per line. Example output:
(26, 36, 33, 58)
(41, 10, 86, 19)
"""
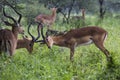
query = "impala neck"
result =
(51, 9, 56, 20)
(82, 9, 85, 19)
(16, 39, 28, 49)
(52, 36, 67, 47)
(12, 28, 19, 39)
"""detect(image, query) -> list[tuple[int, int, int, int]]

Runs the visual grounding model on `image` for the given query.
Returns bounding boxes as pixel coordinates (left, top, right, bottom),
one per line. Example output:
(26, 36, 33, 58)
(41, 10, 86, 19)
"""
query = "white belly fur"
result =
(77, 40, 93, 46)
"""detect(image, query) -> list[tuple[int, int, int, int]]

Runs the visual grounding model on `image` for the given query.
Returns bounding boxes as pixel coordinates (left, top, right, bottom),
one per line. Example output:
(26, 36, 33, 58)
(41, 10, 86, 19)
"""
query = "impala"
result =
(35, 7, 57, 29)
(71, 8, 85, 20)
(41, 26, 112, 62)
(0, 3, 24, 56)
(16, 23, 40, 53)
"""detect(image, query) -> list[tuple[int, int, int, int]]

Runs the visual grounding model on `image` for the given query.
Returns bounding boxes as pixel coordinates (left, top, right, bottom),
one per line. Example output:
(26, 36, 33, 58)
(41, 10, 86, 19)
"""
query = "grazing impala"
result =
(41, 26, 112, 62)
(16, 23, 40, 53)
(0, 3, 24, 56)
(35, 8, 57, 29)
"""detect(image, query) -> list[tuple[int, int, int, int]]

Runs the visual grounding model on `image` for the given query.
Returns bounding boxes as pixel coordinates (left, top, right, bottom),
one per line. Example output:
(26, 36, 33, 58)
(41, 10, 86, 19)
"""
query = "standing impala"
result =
(0, 3, 24, 56)
(16, 23, 40, 53)
(72, 8, 85, 20)
(41, 26, 112, 62)
(35, 8, 57, 29)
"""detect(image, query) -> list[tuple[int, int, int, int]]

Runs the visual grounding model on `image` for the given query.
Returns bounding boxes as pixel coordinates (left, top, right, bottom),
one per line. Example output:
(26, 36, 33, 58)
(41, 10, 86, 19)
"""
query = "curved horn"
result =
(28, 23, 36, 41)
(34, 23, 41, 41)
(28, 23, 41, 42)
(3, 6, 17, 24)
(5, 1, 22, 23)
(40, 24, 45, 40)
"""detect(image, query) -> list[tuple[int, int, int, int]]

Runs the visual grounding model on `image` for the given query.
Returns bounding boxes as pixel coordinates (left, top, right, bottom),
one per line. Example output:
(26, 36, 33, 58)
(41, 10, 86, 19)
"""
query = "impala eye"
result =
(46, 38, 48, 41)
(29, 43, 32, 46)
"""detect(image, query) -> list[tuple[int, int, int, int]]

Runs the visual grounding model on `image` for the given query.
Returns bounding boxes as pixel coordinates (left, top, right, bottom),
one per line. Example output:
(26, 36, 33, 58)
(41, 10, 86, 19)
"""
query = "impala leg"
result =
(93, 40, 112, 62)
(9, 48, 13, 56)
(70, 47, 75, 61)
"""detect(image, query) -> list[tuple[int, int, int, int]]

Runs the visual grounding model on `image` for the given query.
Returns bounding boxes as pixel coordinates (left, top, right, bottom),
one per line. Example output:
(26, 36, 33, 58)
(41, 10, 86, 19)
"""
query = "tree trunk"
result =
(99, 0, 106, 19)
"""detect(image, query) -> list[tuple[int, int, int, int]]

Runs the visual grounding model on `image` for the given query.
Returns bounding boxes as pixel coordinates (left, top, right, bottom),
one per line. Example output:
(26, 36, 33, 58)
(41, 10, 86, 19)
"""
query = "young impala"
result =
(16, 23, 40, 53)
(35, 7, 57, 29)
(71, 8, 85, 20)
(0, 3, 24, 56)
(41, 26, 112, 62)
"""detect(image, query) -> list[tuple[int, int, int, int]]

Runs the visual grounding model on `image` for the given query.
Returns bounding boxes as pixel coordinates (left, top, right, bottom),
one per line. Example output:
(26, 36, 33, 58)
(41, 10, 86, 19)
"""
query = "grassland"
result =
(0, 16, 120, 80)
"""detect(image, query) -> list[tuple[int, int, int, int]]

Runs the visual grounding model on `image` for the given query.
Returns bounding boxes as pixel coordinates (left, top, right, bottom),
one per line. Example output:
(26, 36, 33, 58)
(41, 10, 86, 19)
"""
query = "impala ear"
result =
(22, 35, 28, 39)
(25, 35, 28, 38)
(3, 21, 14, 26)
(1, 18, 14, 26)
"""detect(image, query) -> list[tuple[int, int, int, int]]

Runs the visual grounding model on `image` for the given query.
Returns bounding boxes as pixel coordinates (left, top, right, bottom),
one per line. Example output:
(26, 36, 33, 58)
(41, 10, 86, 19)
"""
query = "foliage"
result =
(0, 1, 120, 79)
(0, 15, 120, 80)
(0, 0, 119, 25)
(69, 19, 85, 28)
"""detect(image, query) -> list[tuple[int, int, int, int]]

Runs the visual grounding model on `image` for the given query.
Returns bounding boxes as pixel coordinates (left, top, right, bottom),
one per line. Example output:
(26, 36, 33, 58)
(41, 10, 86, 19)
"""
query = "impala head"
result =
(27, 23, 40, 53)
(45, 36, 54, 49)
(2, 2, 24, 34)
(38, 24, 52, 49)
(22, 35, 34, 53)
(40, 27, 66, 49)
(51, 7, 57, 12)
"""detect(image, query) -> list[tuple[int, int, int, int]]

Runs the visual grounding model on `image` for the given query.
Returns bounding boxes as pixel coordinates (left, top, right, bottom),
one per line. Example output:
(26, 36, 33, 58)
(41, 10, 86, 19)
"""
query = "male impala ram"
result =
(35, 8, 57, 29)
(16, 23, 40, 53)
(0, 3, 24, 56)
(41, 26, 112, 62)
